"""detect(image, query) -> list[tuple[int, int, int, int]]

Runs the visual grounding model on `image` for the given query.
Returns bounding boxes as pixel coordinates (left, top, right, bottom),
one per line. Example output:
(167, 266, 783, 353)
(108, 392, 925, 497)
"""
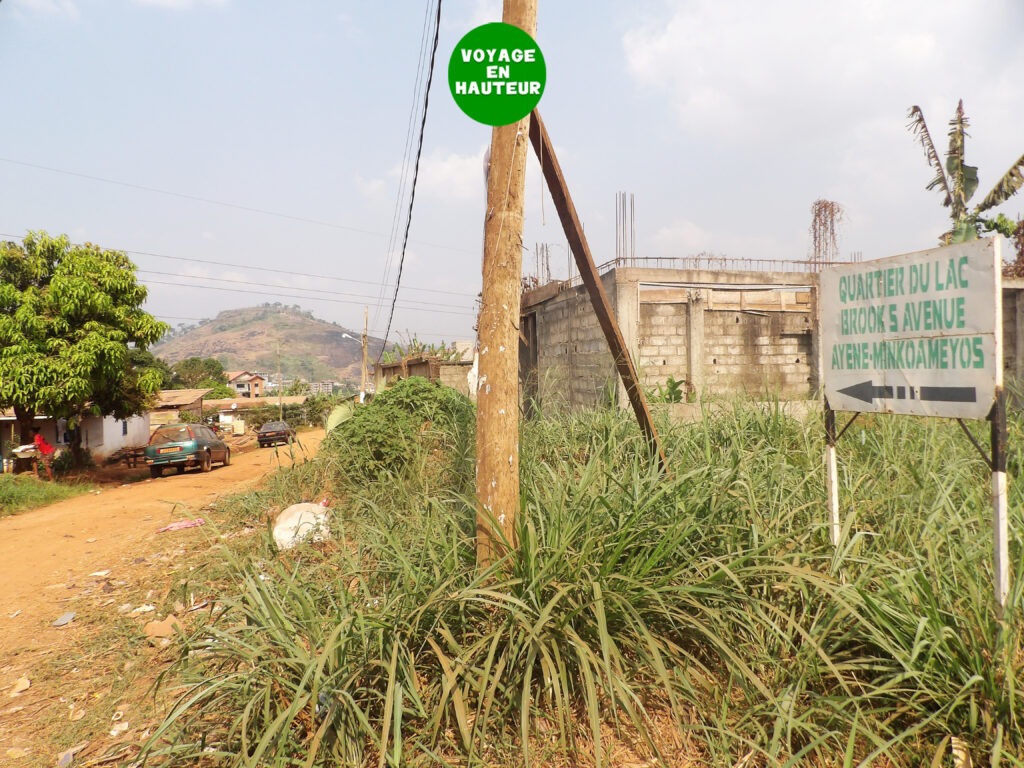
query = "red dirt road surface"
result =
(0, 429, 325, 765)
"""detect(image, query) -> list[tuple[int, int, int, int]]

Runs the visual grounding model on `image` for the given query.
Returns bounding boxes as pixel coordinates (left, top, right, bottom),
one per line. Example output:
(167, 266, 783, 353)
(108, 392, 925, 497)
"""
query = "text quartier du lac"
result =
(453, 47, 542, 96)
(831, 254, 986, 372)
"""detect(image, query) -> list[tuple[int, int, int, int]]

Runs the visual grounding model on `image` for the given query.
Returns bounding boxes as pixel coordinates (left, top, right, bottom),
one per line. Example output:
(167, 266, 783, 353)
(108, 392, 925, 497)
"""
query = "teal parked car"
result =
(144, 423, 231, 478)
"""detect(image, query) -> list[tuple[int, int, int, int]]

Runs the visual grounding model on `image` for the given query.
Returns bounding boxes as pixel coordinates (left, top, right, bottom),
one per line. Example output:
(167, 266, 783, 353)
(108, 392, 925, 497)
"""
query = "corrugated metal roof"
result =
(156, 389, 212, 408)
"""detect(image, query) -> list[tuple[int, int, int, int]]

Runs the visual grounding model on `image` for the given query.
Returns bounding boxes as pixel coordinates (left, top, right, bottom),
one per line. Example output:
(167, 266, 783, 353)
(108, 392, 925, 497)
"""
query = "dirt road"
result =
(0, 429, 326, 765)
(0, 429, 324, 658)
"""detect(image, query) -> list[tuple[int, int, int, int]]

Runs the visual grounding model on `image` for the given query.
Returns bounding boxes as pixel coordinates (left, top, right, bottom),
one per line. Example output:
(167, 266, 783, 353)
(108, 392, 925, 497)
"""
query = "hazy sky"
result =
(2, 0, 1022, 345)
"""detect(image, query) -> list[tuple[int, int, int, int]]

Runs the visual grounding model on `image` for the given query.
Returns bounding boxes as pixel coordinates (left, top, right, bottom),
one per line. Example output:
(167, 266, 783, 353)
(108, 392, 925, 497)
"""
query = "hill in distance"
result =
(152, 304, 388, 385)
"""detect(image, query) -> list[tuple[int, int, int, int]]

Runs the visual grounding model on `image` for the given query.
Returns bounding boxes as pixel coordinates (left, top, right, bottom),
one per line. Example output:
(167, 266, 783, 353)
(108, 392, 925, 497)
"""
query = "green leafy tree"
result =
(130, 349, 174, 389)
(381, 333, 464, 364)
(907, 100, 1024, 244)
(283, 379, 311, 396)
(0, 232, 168, 464)
(196, 377, 234, 399)
(171, 357, 227, 388)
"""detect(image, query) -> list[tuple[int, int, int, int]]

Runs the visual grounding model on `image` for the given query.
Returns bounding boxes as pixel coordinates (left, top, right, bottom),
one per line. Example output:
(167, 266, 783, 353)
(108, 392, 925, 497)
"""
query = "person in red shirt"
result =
(32, 427, 55, 481)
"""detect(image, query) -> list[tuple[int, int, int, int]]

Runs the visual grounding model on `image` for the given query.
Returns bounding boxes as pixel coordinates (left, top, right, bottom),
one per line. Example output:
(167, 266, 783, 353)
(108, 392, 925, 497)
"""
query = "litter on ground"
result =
(156, 517, 206, 533)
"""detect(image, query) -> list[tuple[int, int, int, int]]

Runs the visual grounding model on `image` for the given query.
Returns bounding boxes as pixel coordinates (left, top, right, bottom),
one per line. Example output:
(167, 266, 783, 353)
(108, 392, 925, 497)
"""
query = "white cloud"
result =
(651, 219, 713, 256)
(412, 147, 488, 201)
(622, 0, 966, 145)
(619, 0, 1024, 262)
(651, 218, 791, 262)
(354, 175, 387, 203)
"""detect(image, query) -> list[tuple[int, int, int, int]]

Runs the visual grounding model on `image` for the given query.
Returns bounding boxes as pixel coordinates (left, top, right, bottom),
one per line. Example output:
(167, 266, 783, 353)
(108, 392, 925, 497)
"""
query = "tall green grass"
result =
(141, 390, 1024, 767)
(0, 473, 95, 516)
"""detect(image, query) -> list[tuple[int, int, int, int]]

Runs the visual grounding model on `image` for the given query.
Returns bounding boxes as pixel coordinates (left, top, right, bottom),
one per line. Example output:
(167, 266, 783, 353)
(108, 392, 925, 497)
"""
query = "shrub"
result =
(323, 377, 474, 490)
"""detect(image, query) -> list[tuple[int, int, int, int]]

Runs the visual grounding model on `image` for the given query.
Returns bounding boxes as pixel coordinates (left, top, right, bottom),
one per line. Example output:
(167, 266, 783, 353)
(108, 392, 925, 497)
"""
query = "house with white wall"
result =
(1, 410, 150, 467)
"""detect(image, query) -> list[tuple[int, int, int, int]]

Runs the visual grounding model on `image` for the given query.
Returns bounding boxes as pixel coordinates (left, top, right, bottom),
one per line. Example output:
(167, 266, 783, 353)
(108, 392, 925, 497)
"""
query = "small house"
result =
(152, 389, 212, 427)
(225, 371, 266, 398)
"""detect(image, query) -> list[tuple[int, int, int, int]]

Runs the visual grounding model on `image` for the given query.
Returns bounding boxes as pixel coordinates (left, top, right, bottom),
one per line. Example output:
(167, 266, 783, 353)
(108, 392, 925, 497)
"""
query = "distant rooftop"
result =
(156, 389, 213, 408)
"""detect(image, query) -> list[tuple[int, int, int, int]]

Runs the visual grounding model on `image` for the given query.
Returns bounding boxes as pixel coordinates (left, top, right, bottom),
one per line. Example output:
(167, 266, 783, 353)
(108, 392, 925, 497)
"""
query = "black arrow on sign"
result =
(920, 386, 977, 403)
(837, 381, 893, 403)
(838, 380, 977, 404)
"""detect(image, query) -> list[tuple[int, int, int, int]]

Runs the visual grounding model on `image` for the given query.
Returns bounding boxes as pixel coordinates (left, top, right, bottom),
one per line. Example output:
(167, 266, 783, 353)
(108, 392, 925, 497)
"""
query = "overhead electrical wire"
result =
(376, 0, 443, 364)
(128, 248, 475, 298)
(135, 268, 473, 312)
(1, 1, 458, 344)
(0, 157, 472, 256)
(0, 158, 382, 237)
(376, 0, 439, 321)
(0, 231, 477, 300)
(150, 313, 462, 341)
(142, 278, 474, 317)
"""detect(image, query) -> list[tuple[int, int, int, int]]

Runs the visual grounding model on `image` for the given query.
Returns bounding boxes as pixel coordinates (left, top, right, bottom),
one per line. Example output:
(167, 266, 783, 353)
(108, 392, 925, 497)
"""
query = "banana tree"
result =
(907, 99, 1024, 244)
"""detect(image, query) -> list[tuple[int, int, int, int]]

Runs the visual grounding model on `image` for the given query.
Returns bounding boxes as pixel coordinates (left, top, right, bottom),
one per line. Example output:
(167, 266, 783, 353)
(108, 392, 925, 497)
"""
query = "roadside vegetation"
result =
(137, 378, 1024, 767)
(0, 473, 96, 517)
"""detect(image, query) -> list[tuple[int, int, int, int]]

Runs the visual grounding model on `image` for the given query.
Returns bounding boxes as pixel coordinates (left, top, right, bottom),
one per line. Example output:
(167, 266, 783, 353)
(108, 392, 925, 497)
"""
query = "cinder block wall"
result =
(702, 310, 814, 398)
(1002, 281, 1024, 383)
(438, 362, 473, 399)
(638, 302, 689, 391)
(524, 274, 618, 409)
(622, 268, 819, 402)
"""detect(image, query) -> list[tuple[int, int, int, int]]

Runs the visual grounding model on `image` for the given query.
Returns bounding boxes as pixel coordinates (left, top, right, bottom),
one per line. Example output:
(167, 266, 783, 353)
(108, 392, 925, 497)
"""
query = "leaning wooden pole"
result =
(476, 0, 538, 567)
(528, 109, 668, 470)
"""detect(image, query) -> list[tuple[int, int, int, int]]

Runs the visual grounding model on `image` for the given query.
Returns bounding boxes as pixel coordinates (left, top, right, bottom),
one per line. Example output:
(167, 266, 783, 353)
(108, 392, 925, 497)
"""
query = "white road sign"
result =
(821, 237, 1004, 419)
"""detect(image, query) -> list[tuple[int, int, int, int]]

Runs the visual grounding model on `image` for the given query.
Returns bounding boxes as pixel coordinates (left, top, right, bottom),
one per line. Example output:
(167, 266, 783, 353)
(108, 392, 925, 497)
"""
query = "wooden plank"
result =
(528, 109, 667, 470)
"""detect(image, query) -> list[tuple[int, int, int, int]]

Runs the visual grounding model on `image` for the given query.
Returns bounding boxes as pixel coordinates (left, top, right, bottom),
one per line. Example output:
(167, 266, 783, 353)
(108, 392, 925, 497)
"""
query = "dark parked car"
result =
(144, 423, 231, 478)
(258, 420, 296, 448)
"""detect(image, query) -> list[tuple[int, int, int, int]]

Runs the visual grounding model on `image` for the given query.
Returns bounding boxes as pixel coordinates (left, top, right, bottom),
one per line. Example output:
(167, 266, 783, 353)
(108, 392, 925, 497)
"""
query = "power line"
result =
(136, 268, 472, 312)
(0, 158, 382, 236)
(377, 0, 443, 364)
(0, 231, 477, 299)
(377, 0, 439, 320)
(128, 246, 475, 298)
(150, 313, 464, 341)
(142, 278, 475, 317)
(0, 158, 474, 255)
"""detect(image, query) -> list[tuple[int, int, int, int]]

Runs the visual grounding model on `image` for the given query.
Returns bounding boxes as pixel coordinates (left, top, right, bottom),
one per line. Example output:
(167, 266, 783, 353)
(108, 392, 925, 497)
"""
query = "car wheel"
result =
(149, 466, 162, 479)
(200, 451, 212, 472)
(222, 447, 231, 467)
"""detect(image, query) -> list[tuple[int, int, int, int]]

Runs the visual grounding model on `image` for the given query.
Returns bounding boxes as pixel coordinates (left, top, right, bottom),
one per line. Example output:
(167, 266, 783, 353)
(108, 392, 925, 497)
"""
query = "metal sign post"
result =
(991, 388, 1009, 611)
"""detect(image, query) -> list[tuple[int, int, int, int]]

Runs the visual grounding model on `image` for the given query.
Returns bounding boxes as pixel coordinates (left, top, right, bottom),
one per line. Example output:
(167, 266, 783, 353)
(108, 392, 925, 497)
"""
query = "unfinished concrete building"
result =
(519, 257, 1024, 411)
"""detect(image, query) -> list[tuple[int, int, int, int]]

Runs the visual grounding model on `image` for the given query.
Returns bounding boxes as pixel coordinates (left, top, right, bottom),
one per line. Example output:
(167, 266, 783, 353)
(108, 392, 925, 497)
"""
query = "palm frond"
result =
(975, 153, 1024, 213)
(945, 99, 978, 219)
(907, 105, 952, 207)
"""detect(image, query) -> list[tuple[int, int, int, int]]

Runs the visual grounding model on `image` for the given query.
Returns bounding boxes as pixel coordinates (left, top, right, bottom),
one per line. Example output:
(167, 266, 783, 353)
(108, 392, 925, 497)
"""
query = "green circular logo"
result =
(448, 22, 546, 127)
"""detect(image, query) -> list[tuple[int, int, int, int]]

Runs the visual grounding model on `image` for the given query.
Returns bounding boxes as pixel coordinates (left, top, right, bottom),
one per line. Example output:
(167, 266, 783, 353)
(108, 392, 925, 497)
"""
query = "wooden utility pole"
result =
(476, 0, 538, 566)
(360, 306, 369, 403)
(277, 343, 283, 421)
